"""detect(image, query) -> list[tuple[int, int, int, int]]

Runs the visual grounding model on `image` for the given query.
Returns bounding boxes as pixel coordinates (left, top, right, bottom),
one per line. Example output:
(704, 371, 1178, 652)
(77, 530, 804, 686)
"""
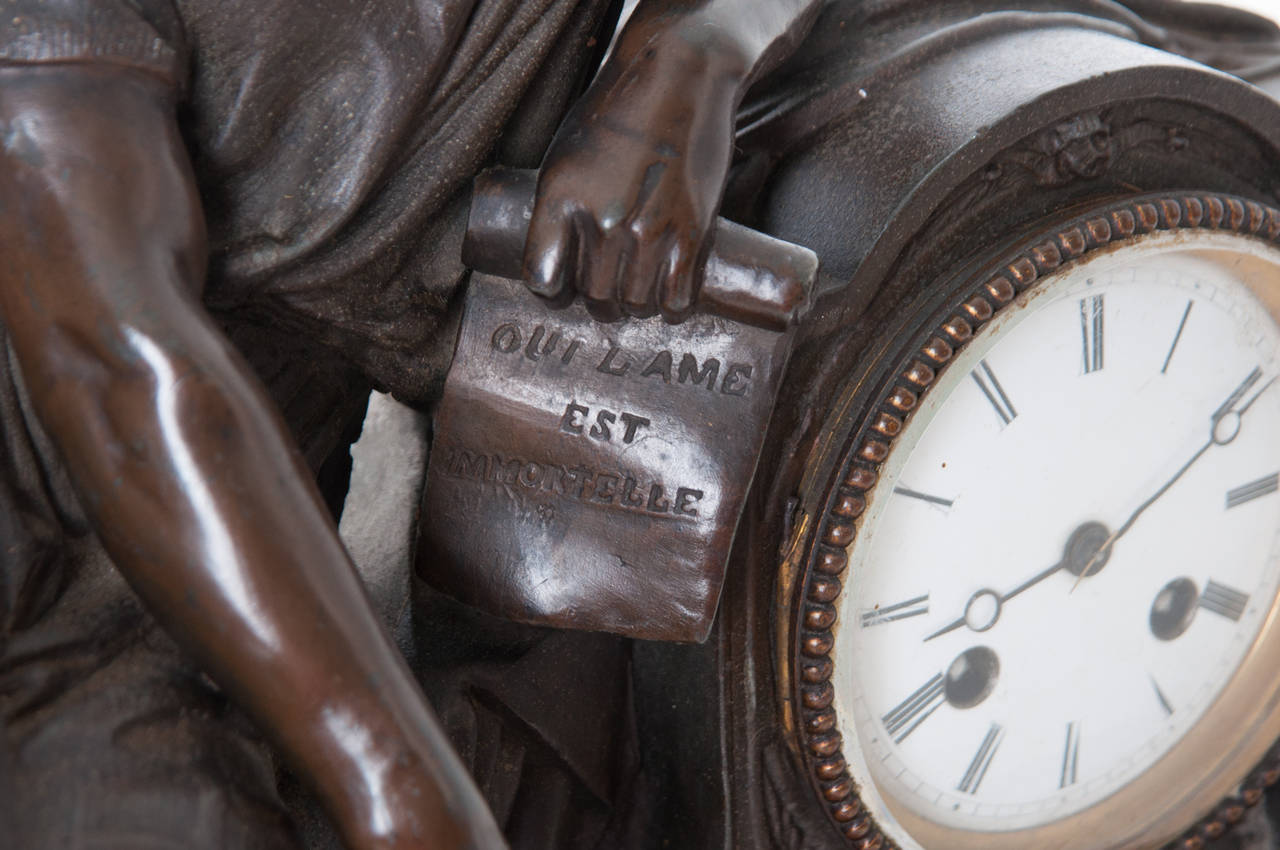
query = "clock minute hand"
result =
(1070, 367, 1274, 590)
(923, 521, 1110, 642)
(926, 368, 1274, 641)
(1002, 559, 1072, 603)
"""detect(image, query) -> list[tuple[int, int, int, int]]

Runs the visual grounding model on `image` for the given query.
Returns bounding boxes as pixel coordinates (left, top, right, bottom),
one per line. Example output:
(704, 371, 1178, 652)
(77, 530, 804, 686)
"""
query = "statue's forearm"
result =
(0, 65, 501, 850)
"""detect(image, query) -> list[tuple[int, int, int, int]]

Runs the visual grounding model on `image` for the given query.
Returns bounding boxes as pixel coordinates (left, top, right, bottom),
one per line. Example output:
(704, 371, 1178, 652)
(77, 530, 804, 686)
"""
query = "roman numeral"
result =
(1200, 580, 1250, 621)
(1059, 722, 1081, 788)
(882, 673, 945, 743)
(957, 723, 1003, 794)
(892, 486, 954, 509)
(1079, 295, 1105, 373)
(1161, 300, 1193, 374)
(1226, 473, 1279, 509)
(973, 360, 1017, 426)
(861, 594, 930, 628)
(1151, 675, 1174, 716)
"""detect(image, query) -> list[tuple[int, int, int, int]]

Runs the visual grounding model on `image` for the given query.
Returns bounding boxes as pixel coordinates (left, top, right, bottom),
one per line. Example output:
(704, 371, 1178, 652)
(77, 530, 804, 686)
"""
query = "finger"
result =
(621, 223, 671, 319)
(523, 203, 574, 300)
(579, 214, 626, 323)
(657, 231, 704, 323)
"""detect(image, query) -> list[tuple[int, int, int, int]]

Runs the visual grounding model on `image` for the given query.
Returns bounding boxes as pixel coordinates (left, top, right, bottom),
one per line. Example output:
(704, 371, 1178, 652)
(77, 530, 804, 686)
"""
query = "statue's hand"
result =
(523, 29, 746, 323)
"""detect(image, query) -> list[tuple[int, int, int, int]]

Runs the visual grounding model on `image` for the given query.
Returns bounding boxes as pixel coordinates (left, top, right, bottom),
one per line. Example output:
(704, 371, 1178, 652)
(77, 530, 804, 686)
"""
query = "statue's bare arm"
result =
(525, 0, 822, 321)
(0, 65, 505, 850)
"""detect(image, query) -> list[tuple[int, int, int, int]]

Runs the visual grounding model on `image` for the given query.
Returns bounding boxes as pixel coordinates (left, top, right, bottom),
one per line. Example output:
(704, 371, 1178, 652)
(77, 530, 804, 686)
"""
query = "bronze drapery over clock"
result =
(5, 2, 1280, 850)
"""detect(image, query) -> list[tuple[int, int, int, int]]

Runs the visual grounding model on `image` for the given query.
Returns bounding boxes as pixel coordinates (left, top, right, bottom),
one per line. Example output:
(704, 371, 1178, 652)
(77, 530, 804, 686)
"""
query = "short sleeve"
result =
(0, 0, 185, 88)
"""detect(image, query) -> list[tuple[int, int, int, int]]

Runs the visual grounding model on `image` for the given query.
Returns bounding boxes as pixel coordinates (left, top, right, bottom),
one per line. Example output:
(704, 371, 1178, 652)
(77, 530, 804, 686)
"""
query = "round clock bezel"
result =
(784, 193, 1280, 850)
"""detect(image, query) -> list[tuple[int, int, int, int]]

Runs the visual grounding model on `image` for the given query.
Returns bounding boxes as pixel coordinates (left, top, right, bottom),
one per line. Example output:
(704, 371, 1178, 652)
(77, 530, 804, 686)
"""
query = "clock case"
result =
(627, 5, 1280, 850)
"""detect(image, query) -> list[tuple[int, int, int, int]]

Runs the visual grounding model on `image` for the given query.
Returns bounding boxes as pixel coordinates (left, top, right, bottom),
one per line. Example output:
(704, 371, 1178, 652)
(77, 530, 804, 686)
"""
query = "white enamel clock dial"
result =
(832, 230, 1280, 849)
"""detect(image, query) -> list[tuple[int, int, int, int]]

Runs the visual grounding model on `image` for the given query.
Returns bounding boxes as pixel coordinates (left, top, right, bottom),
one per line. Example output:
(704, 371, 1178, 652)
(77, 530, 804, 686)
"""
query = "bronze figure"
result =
(0, 2, 820, 848)
(3, 1, 1280, 849)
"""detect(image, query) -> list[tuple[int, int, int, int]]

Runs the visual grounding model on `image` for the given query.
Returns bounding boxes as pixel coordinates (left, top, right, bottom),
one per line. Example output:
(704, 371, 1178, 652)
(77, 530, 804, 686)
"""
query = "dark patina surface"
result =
(2, 2, 1280, 849)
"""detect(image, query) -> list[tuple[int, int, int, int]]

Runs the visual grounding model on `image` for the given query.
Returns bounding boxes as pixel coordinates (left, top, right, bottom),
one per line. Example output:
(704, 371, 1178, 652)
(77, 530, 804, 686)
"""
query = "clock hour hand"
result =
(1070, 367, 1274, 589)
(923, 521, 1110, 642)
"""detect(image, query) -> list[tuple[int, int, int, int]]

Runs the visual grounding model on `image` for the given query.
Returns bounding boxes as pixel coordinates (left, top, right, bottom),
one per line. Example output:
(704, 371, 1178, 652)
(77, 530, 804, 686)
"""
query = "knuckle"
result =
(627, 215, 666, 243)
(596, 218, 633, 248)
